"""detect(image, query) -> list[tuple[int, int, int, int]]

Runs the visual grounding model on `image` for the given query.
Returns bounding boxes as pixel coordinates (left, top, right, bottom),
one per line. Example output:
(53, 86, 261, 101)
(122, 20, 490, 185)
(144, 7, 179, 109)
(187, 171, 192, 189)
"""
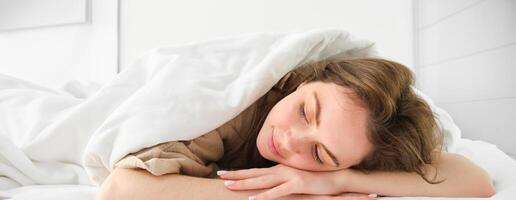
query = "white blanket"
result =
(1, 28, 513, 199)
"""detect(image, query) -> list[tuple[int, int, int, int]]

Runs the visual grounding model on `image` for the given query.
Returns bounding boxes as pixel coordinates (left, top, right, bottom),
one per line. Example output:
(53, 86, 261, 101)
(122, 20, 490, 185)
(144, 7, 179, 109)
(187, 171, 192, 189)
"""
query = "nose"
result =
(283, 128, 313, 155)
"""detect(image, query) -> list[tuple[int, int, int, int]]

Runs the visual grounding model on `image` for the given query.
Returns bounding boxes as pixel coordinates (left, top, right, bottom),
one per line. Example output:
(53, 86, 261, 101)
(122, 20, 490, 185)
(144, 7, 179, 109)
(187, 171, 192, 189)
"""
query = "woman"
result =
(97, 58, 495, 200)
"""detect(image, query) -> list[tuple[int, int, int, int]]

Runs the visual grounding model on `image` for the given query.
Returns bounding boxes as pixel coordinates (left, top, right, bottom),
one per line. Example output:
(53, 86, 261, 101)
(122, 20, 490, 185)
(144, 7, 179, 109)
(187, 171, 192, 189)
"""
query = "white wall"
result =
(2, 0, 513, 158)
(120, 0, 414, 71)
(415, 0, 516, 158)
(3, 1, 513, 158)
(0, 0, 413, 90)
(0, 0, 118, 89)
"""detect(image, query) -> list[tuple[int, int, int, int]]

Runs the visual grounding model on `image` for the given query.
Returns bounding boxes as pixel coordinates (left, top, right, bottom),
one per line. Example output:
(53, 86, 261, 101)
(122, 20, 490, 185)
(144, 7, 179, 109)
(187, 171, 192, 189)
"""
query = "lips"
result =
(269, 128, 282, 157)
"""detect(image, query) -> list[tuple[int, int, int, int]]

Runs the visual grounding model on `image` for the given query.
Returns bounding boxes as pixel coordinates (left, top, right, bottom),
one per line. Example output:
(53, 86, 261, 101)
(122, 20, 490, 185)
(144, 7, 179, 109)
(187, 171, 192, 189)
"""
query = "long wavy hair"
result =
(231, 58, 444, 184)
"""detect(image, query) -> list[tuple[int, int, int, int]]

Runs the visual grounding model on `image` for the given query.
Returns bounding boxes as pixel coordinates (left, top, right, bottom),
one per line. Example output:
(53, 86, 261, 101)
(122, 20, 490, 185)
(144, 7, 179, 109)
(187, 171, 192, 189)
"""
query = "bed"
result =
(1, 29, 515, 200)
(1, 138, 515, 200)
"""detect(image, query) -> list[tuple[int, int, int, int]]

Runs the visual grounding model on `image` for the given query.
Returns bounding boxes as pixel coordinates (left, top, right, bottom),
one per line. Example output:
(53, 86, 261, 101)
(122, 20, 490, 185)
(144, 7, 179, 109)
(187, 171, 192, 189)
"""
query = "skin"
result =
(219, 151, 495, 200)
(218, 81, 494, 200)
(97, 81, 495, 200)
(256, 81, 374, 171)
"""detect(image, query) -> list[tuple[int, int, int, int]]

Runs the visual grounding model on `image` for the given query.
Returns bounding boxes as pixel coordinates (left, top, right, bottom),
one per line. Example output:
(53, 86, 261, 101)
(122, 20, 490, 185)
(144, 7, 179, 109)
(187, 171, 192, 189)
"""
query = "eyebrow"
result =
(312, 91, 340, 167)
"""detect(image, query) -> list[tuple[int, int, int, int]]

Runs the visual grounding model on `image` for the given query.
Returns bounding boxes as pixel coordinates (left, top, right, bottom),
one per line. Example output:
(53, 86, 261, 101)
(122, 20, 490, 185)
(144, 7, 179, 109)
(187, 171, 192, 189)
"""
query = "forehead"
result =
(305, 82, 371, 167)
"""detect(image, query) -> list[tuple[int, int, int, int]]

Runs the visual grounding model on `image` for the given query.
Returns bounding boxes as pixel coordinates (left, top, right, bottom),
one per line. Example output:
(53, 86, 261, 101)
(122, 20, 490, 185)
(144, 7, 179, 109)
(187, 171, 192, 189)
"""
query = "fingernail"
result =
(248, 196, 256, 200)
(224, 180, 236, 186)
(368, 193, 378, 198)
(217, 170, 228, 176)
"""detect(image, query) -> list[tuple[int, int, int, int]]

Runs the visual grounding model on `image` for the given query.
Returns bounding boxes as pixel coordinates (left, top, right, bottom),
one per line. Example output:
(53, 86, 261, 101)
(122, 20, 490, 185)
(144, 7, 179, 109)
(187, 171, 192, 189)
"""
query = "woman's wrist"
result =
(332, 168, 358, 193)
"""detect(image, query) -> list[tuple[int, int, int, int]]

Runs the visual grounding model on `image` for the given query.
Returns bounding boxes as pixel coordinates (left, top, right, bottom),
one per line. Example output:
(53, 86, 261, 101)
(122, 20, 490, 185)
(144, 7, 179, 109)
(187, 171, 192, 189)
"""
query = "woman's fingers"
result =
(251, 182, 295, 200)
(224, 174, 282, 191)
(334, 193, 376, 200)
(217, 167, 271, 179)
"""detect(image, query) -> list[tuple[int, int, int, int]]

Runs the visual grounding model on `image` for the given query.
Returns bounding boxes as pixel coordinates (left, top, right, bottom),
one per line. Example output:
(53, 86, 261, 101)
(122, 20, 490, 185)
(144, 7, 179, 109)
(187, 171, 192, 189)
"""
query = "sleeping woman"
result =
(97, 58, 495, 200)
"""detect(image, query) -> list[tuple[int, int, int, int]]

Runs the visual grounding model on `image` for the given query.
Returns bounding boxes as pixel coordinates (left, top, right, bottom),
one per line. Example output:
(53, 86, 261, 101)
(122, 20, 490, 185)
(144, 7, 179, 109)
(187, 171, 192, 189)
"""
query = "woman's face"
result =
(256, 81, 374, 171)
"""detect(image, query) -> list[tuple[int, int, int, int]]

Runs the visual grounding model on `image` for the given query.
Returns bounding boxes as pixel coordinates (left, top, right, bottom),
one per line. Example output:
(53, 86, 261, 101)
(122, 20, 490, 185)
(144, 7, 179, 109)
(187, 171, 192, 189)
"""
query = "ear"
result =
(296, 81, 308, 90)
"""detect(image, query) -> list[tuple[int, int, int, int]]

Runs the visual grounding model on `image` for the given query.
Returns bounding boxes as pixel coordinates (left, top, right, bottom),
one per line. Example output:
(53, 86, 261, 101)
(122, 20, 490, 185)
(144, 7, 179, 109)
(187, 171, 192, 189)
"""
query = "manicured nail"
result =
(224, 180, 236, 186)
(217, 170, 228, 176)
(368, 193, 378, 198)
(248, 196, 256, 200)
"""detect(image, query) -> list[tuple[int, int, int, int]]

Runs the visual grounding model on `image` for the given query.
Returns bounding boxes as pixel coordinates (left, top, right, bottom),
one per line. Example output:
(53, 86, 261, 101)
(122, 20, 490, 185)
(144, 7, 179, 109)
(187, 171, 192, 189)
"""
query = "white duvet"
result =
(0, 28, 515, 199)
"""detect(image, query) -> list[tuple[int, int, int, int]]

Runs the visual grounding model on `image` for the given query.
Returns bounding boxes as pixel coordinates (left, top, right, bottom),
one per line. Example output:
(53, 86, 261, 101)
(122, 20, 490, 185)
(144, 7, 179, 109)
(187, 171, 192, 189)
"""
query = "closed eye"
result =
(299, 103, 308, 123)
(300, 103, 323, 164)
(313, 144, 323, 164)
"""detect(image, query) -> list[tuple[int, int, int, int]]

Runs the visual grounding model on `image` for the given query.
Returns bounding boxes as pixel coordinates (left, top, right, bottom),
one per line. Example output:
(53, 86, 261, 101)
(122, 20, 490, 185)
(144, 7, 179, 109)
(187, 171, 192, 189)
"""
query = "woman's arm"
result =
(97, 168, 372, 200)
(97, 168, 266, 200)
(339, 151, 496, 197)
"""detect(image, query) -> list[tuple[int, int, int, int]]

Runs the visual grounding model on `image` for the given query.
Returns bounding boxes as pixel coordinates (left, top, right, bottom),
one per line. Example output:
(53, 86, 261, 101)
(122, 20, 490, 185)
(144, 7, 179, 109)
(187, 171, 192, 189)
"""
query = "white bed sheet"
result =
(1, 138, 515, 200)
(0, 185, 97, 200)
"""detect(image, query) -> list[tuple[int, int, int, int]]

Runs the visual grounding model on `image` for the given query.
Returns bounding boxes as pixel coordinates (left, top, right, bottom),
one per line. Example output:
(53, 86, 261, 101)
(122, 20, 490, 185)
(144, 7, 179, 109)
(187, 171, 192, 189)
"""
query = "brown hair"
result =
(235, 58, 444, 184)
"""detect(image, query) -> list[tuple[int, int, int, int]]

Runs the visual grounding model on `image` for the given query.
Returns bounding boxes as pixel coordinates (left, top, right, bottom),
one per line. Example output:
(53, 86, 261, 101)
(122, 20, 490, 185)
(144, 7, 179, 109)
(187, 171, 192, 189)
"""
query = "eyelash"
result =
(313, 145, 323, 164)
(301, 103, 323, 164)
(299, 103, 308, 123)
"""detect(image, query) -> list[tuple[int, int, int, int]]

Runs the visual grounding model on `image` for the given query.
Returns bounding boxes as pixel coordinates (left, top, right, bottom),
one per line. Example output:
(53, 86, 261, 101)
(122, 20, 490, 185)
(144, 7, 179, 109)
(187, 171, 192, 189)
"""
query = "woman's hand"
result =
(218, 164, 369, 200)
(277, 193, 377, 200)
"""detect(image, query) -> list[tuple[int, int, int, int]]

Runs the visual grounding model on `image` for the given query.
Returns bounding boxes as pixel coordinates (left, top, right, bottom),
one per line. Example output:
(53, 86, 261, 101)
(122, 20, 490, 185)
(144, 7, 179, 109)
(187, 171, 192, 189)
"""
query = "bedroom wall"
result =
(0, 0, 118, 89)
(414, 0, 516, 158)
(0, 0, 414, 92)
(2, 1, 514, 159)
(119, 0, 414, 71)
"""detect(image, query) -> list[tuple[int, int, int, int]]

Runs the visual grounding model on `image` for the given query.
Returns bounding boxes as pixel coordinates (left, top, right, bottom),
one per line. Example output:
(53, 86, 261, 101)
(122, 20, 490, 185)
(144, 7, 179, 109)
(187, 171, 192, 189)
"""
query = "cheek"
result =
(281, 156, 320, 171)
(267, 102, 296, 127)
